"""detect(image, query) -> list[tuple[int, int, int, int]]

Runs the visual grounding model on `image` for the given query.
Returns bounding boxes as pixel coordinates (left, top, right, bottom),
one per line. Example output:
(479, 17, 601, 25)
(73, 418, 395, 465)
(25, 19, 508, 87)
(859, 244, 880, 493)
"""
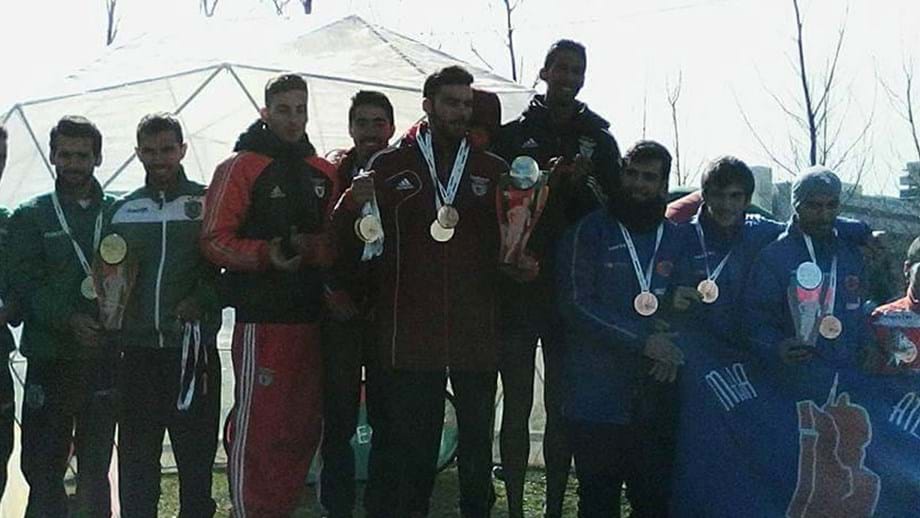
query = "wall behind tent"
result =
(1, 67, 531, 209)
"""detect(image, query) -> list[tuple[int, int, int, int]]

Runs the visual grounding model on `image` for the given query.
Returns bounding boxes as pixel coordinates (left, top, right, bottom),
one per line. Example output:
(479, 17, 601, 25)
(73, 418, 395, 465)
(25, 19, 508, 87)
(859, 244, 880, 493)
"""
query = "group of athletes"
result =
(0, 36, 916, 518)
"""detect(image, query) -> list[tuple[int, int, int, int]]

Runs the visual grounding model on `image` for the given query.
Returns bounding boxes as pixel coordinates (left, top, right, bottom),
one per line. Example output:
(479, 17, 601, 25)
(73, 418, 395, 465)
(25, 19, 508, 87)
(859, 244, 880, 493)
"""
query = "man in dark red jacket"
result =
(321, 90, 395, 518)
(200, 74, 340, 518)
(335, 66, 507, 518)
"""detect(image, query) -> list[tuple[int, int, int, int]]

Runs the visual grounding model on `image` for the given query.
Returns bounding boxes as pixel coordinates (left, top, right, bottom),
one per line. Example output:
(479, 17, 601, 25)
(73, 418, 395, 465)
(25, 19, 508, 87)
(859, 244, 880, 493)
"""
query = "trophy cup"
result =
(787, 284, 821, 347)
(497, 156, 550, 276)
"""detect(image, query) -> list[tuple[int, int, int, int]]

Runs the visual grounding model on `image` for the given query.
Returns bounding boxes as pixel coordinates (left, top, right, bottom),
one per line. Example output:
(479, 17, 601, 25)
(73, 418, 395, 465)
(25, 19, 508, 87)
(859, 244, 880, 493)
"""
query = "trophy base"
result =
(499, 260, 540, 282)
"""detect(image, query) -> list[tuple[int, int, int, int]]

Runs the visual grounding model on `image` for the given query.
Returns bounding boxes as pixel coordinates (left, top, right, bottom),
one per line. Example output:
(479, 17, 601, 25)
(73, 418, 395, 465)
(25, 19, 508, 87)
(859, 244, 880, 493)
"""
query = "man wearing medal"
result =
(0, 124, 16, 499)
(7, 116, 118, 516)
(492, 39, 622, 518)
(746, 167, 869, 368)
(334, 66, 506, 517)
(556, 140, 683, 517)
(867, 237, 920, 374)
(200, 74, 340, 517)
(105, 114, 222, 516)
(321, 91, 395, 518)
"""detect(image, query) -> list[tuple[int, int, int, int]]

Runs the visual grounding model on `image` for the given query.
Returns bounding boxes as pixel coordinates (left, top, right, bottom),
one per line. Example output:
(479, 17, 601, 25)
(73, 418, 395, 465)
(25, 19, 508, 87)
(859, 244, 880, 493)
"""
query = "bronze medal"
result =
(437, 205, 460, 229)
(99, 233, 128, 265)
(818, 315, 842, 340)
(697, 279, 719, 304)
(634, 292, 658, 317)
(430, 220, 454, 243)
(354, 215, 383, 243)
(81, 275, 97, 300)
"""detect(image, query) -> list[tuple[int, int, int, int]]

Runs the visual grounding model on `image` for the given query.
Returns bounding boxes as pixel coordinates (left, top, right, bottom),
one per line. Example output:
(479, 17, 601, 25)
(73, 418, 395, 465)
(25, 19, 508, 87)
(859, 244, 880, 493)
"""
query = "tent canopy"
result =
(1, 15, 533, 208)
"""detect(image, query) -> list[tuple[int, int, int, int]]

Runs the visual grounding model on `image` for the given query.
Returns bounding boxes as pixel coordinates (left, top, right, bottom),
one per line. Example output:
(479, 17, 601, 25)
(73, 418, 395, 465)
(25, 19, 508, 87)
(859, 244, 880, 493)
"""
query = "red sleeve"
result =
(200, 153, 272, 271)
(665, 191, 703, 223)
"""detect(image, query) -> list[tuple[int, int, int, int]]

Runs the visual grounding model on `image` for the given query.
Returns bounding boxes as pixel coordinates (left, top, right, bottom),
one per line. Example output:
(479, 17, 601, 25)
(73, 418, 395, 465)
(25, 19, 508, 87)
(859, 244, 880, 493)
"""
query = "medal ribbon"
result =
(51, 192, 102, 277)
(694, 222, 732, 283)
(618, 223, 664, 295)
(177, 322, 204, 411)
(417, 128, 470, 211)
(803, 233, 838, 317)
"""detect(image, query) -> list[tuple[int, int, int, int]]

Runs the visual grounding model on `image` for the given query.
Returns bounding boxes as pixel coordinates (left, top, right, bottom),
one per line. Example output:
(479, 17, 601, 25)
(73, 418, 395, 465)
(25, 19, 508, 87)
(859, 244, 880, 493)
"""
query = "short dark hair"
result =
(136, 113, 184, 145)
(0, 124, 7, 142)
(348, 90, 394, 126)
(701, 156, 755, 197)
(543, 39, 587, 69)
(423, 66, 474, 100)
(623, 140, 672, 186)
(49, 116, 102, 159)
(264, 74, 309, 107)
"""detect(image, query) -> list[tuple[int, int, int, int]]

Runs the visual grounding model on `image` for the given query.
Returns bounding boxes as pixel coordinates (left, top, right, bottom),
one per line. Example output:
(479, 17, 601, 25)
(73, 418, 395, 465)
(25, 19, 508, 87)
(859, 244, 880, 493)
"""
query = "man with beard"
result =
(0, 124, 15, 500)
(556, 140, 683, 517)
(200, 74, 339, 517)
(335, 65, 506, 517)
(7, 116, 117, 517)
(492, 39, 621, 518)
(320, 90, 395, 518)
(746, 167, 869, 369)
(108, 114, 221, 517)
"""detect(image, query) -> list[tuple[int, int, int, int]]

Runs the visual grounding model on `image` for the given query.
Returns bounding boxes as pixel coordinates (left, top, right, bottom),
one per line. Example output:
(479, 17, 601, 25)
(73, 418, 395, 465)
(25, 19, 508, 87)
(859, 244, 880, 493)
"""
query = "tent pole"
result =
(226, 66, 262, 112)
(1, 108, 14, 126)
(103, 65, 226, 190)
(14, 105, 56, 180)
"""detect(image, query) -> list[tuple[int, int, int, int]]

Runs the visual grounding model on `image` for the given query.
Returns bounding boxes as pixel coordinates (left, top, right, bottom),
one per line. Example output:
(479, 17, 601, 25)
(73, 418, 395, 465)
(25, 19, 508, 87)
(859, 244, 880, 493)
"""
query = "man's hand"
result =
(779, 337, 815, 364)
(350, 173, 376, 206)
(175, 297, 202, 322)
(649, 360, 679, 383)
(268, 237, 302, 272)
(70, 313, 102, 348)
(572, 153, 593, 184)
(643, 332, 684, 365)
(290, 229, 337, 268)
(325, 289, 359, 321)
(672, 286, 702, 312)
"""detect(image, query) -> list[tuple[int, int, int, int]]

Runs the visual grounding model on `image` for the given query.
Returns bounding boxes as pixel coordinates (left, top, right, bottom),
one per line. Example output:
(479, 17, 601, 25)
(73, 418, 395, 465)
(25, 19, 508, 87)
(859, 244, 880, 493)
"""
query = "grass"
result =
(157, 465, 593, 517)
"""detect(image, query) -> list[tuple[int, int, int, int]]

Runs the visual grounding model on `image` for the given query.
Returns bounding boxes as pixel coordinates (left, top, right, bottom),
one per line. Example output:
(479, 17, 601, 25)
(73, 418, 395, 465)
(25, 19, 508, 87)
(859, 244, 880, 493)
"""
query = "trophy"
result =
(787, 284, 821, 347)
(93, 233, 139, 337)
(497, 156, 550, 275)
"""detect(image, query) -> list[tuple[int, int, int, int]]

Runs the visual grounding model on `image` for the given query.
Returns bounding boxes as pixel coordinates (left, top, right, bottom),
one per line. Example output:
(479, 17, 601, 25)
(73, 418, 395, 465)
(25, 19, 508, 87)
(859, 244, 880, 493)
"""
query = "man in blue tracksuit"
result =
(556, 140, 682, 517)
(745, 166, 869, 370)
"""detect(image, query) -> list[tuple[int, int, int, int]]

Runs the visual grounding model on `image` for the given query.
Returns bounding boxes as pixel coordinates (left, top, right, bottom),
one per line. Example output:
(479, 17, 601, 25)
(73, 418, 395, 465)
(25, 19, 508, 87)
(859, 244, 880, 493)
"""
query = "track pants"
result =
(225, 322, 323, 518)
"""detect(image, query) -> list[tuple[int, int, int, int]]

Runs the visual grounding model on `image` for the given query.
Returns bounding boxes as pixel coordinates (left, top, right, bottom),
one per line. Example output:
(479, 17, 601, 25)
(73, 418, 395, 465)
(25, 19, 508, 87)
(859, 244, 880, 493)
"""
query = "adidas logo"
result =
(395, 178, 415, 191)
(522, 138, 539, 149)
(269, 186, 286, 199)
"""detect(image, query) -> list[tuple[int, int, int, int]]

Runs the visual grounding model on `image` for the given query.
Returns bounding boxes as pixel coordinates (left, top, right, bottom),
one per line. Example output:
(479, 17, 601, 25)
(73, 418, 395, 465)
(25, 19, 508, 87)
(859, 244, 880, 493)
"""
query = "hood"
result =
(522, 94, 611, 133)
(233, 120, 316, 160)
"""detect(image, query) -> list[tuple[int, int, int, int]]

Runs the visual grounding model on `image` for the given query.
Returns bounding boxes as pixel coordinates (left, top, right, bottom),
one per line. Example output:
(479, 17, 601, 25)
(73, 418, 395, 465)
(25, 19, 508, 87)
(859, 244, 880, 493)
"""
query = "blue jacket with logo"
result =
(556, 209, 680, 424)
(744, 219, 869, 369)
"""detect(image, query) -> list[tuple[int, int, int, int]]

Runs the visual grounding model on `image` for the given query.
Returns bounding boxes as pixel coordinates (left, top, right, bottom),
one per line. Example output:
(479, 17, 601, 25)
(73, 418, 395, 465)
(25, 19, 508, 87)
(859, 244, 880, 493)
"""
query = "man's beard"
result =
(608, 188, 666, 234)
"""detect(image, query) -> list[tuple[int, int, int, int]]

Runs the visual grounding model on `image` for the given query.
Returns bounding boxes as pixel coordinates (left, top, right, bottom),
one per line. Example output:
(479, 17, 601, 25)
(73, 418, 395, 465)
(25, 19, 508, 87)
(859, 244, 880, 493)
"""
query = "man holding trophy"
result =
(746, 167, 869, 369)
(105, 113, 221, 517)
(7, 116, 118, 517)
(493, 39, 622, 517)
(335, 65, 506, 517)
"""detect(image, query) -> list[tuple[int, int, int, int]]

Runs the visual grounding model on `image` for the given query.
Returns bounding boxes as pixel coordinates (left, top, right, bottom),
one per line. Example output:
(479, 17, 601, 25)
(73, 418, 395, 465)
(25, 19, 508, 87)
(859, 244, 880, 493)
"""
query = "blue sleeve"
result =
(744, 250, 789, 357)
(556, 217, 647, 352)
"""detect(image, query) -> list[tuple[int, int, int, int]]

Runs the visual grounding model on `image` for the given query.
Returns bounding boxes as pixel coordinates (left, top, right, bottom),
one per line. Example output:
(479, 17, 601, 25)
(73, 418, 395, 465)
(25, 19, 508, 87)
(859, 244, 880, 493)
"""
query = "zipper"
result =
(155, 191, 168, 348)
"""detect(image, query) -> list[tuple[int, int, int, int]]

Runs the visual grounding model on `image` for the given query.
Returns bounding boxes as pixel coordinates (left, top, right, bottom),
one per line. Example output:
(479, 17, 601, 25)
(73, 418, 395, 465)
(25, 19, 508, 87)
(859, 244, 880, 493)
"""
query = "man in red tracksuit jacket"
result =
(335, 66, 508, 518)
(200, 74, 340, 517)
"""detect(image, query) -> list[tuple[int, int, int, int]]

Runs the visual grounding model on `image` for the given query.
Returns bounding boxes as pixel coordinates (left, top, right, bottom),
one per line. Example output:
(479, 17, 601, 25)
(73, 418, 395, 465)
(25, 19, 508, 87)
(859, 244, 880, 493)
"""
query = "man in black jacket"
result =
(493, 39, 622, 518)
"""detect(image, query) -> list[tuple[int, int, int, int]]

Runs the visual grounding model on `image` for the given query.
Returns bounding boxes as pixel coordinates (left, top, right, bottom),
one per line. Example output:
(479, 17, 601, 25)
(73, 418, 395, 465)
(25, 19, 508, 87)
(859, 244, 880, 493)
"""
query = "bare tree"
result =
(740, 0, 873, 180)
(666, 72, 684, 185)
(200, 0, 220, 17)
(881, 59, 920, 163)
(502, 0, 522, 82)
(105, 0, 119, 46)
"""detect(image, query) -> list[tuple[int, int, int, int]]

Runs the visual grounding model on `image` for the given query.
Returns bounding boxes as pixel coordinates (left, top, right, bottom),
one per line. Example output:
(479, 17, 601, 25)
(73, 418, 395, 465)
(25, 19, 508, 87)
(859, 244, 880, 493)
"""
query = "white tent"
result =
(0, 14, 534, 208)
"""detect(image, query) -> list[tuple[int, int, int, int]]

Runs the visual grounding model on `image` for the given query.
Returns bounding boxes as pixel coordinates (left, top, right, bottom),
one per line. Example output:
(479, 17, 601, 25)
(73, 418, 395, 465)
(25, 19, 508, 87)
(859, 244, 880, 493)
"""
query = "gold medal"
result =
(81, 275, 97, 300)
(437, 205, 460, 229)
(818, 315, 842, 340)
(430, 220, 454, 242)
(634, 292, 658, 317)
(99, 233, 128, 265)
(354, 215, 383, 243)
(697, 279, 719, 304)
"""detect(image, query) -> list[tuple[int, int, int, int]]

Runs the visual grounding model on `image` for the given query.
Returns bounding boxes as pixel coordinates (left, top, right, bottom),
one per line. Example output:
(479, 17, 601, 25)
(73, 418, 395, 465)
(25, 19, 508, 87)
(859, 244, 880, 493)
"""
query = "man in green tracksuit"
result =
(106, 113, 221, 517)
(0, 124, 16, 500)
(7, 116, 118, 517)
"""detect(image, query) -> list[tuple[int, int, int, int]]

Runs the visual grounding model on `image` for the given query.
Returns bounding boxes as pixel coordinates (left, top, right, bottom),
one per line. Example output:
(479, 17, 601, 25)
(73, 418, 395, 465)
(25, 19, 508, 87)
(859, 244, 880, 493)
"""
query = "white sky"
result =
(1, 0, 918, 195)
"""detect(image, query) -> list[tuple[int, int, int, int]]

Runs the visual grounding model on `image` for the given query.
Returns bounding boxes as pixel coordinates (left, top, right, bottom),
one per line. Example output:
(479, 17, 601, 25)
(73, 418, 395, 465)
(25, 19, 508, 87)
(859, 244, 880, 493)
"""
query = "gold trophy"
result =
(93, 233, 138, 334)
(497, 156, 550, 276)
